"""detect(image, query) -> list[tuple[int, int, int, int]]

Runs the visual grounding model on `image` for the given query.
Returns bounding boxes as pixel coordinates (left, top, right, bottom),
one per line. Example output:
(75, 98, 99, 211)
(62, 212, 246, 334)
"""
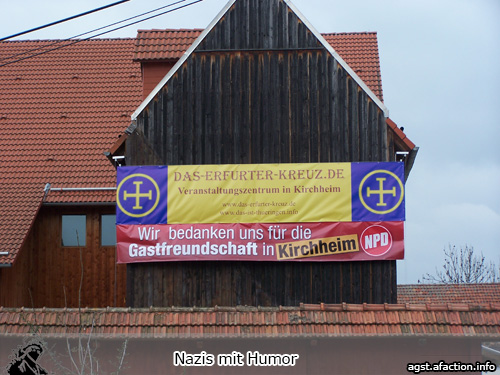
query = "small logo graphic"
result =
(359, 170, 404, 215)
(360, 225, 393, 256)
(6, 340, 48, 375)
(117, 173, 160, 218)
(116, 166, 168, 225)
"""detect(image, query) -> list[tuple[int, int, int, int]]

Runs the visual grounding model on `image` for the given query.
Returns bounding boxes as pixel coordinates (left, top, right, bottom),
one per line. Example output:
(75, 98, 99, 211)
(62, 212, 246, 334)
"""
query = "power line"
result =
(0, 0, 203, 68)
(0, 0, 131, 41)
(0, 0, 188, 63)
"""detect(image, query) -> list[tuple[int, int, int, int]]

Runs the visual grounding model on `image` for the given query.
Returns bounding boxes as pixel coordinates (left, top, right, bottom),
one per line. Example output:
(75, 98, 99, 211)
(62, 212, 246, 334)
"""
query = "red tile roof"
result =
(134, 29, 384, 100)
(323, 32, 383, 101)
(387, 117, 416, 150)
(134, 29, 203, 61)
(0, 39, 143, 264)
(398, 284, 500, 304)
(1, 303, 499, 337)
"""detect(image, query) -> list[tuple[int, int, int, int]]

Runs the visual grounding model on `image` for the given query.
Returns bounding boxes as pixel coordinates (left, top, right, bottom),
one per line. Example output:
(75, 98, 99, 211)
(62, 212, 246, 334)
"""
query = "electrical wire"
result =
(0, 0, 203, 68)
(0, 0, 188, 63)
(0, 0, 130, 41)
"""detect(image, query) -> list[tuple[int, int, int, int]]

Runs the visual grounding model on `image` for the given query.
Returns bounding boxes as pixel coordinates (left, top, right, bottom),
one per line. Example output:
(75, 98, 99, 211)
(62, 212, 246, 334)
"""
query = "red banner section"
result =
(117, 222, 404, 263)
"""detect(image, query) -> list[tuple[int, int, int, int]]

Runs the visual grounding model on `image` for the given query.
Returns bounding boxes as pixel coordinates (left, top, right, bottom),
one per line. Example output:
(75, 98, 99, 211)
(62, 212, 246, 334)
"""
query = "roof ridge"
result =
(137, 28, 205, 32)
(300, 302, 500, 312)
(0, 37, 135, 44)
(4, 303, 500, 313)
(321, 31, 377, 36)
(2, 305, 499, 337)
(134, 29, 378, 38)
(399, 283, 500, 287)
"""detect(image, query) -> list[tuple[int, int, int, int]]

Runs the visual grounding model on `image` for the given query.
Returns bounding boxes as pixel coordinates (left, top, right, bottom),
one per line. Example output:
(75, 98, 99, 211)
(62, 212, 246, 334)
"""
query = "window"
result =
(61, 215, 86, 246)
(101, 214, 116, 246)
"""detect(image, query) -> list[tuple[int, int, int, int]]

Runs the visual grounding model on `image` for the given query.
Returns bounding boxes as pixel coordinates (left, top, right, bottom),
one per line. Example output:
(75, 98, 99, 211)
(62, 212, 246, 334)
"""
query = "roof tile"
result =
(398, 284, 500, 304)
(5, 304, 496, 337)
(0, 38, 142, 265)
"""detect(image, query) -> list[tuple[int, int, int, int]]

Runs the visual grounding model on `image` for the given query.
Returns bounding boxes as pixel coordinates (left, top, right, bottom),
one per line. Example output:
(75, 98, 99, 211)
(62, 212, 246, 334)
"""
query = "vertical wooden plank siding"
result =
(0, 206, 126, 308)
(125, 0, 395, 307)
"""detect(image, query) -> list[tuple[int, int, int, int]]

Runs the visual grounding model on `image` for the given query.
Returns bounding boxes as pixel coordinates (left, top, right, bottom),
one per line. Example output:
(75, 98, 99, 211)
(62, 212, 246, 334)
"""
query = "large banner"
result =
(116, 162, 405, 263)
(116, 222, 403, 263)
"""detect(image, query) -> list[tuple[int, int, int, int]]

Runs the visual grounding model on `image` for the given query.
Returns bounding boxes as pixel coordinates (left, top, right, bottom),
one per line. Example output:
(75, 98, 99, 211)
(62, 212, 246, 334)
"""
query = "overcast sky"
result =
(2, 0, 499, 284)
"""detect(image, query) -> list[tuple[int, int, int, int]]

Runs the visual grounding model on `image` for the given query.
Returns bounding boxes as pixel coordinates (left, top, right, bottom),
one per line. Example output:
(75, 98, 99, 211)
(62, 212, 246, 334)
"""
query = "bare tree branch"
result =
(420, 245, 499, 284)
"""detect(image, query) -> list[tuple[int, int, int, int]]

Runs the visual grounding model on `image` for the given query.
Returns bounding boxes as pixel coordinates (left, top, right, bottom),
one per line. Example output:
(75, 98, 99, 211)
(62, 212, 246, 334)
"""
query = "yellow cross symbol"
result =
(123, 181, 152, 210)
(366, 177, 396, 207)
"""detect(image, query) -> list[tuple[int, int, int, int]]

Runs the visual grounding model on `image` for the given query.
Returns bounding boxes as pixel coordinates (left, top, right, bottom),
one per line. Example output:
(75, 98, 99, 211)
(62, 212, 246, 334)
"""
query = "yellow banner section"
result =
(167, 163, 352, 224)
(276, 234, 360, 260)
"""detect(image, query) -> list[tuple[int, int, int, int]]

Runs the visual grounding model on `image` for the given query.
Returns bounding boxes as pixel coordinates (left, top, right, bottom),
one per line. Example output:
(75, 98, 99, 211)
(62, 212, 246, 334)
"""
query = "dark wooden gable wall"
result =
(126, 0, 396, 307)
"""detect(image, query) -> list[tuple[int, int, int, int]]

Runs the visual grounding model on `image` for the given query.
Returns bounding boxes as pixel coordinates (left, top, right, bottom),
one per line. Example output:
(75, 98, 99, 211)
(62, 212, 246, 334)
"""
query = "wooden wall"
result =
(0, 206, 126, 308)
(125, 0, 396, 307)
(131, 51, 387, 165)
(127, 261, 396, 307)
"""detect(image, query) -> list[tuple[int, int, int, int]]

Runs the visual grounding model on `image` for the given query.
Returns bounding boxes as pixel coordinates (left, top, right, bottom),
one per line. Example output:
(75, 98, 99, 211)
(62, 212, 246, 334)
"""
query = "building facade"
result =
(115, 0, 417, 307)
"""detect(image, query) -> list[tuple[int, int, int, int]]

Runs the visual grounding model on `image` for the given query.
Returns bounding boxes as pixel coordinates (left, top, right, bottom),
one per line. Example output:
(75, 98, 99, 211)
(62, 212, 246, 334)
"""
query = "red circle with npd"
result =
(360, 225, 393, 256)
